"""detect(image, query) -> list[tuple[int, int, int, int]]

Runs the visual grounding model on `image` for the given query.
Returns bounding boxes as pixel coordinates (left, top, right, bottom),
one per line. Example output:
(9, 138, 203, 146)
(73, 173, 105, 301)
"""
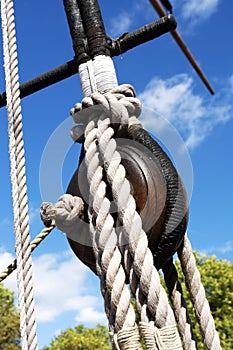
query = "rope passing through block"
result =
(41, 79, 182, 348)
(0, 0, 221, 348)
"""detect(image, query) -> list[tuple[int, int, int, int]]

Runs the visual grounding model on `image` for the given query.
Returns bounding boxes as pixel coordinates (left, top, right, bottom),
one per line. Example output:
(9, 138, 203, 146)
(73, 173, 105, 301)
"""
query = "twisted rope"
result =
(163, 260, 198, 350)
(78, 58, 143, 346)
(0, 225, 55, 283)
(178, 236, 222, 350)
(0, 1, 38, 349)
(71, 82, 181, 349)
(91, 87, 175, 326)
(41, 56, 180, 348)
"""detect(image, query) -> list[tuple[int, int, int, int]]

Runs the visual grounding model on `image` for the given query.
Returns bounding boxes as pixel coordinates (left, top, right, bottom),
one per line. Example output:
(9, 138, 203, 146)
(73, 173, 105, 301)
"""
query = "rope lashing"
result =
(178, 236, 222, 350)
(0, 1, 38, 349)
(140, 322, 182, 350)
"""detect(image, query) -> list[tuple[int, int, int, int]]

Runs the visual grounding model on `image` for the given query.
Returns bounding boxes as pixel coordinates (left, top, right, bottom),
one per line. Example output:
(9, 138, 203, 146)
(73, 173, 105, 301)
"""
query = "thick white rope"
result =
(0, 1, 38, 349)
(94, 84, 221, 350)
(78, 58, 140, 343)
(178, 236, 222, 350)
(87, 86, 182, 350)
(163, 261, 198, 350)
(92, 90, 173, 326)
(84, 121, 137, 333)
(41, 56, 182, 349)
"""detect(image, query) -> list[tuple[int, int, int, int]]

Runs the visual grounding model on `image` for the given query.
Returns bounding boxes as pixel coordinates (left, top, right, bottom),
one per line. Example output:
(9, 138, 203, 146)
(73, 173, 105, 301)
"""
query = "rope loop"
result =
(70, 84, 142, 142)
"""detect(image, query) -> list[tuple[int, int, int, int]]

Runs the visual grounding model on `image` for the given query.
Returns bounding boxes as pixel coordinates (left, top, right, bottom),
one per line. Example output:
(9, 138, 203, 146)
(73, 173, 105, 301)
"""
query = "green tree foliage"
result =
(173, 253, 233, 350)
(43, 324, 111, 350)
(0, 284, 21, 350)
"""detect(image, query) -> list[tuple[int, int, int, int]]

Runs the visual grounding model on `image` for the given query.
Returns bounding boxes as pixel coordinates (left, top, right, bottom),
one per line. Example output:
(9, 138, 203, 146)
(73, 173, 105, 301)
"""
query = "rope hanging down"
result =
(41, 57, 182, 349)
(178, 236, 222, 350)
(0, 1, 38, 349)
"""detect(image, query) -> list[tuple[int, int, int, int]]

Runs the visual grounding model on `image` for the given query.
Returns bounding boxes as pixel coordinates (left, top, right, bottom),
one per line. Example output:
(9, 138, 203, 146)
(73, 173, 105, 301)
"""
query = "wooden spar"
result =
(149, 0, 215, 95)
(0, 15, 177, 108)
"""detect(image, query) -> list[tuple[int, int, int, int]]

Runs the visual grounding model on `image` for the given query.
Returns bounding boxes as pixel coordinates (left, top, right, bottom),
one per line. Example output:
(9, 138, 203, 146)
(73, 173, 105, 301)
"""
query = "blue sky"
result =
(0, 0, 232, 348)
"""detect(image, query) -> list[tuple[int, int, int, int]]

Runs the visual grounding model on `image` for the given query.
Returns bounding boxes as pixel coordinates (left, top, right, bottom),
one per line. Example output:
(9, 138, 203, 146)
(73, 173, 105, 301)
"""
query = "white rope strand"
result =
(0, 1, 38, 349)
(178, 236, 222, 350)
(163, 261, 198, 350)
(1, 2, 28, 349)
(70, 82, 182, 348)
(78, 58, 140, 343)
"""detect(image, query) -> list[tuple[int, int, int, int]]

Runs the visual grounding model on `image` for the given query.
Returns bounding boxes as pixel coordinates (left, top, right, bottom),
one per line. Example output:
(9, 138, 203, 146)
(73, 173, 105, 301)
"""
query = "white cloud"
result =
(0, 248, 17, 293)
(33, 251, 105, 324)
(138, 73, 233, 148)
(0, 217, 10, 226)
(218, 241, 233, 254)
(0, 247, 107, 326)
(75, 307, 107, 325)
(181, 0, 219, 23)
(108, 0, 219, 39)
(200, 241, 233, 256)
(109, 12, 133, 37)
(29, 205, 40, 224)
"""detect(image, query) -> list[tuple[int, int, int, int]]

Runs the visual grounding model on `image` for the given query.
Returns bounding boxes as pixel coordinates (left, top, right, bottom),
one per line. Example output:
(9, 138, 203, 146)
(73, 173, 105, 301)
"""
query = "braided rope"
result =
(0, 225, 55, 283)
(178, 236, 222, 350)
(0, 1, 38, 349)
(163, 261, 198, 350)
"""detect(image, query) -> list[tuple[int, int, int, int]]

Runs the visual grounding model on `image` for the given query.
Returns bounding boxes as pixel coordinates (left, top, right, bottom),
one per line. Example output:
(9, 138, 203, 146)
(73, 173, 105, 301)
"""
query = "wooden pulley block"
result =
(66, 125, 188, 272)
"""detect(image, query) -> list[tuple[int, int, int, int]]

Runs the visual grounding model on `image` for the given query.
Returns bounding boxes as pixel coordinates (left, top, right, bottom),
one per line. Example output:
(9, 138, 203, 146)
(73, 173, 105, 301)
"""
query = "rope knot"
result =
(70, 84, 142, 142)
(40, 194, 84, 236)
